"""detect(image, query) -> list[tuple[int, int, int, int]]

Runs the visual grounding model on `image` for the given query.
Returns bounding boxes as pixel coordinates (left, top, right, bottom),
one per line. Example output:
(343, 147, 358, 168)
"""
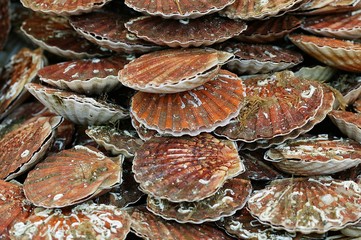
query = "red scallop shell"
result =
(328, 110, 361, 143)
(0, 0, 10, 50)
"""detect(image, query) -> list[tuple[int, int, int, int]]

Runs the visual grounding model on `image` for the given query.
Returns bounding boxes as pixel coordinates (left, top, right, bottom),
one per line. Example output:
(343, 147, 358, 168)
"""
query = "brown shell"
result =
(147, 178, 252, 224)
(131, 70, 245, 136)
(0, 116, 62, 181)
(125, 15, 247, 48)
(9, 202, 131, 240)
(133, 133, 244, 202)
(130, 112, 159, 141)
(38, 56, 129, 95)
(21, 14, 108, 59)
(119, 48, 233, 93)
(289, 34, 361, 73)
(248, 177, 361, 234)
(215, 71, 324, 142)
(328, 73, 361, 105)
(124, 0, 236, 19)
(297, 0, 361, 15)
(20, 0, 111, 15)
(69, 12, 162, 54)
(0, 48, 45, 120)
(328, 110, 361, 143)
(128, 206, 234, 240)
(0, 0, 10, 50)
(24, 145, 122, 208)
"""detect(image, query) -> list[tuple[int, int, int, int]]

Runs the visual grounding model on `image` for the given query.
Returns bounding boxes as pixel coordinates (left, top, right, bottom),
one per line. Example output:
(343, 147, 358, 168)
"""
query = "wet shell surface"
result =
(131, 70, 245, 136)
(9, 202, 131, 240)
(130, 112, 159, 141)
(26, 83, 129, 126)
(147, 178, 252, 224)
(0, 0, 10, 50)
(289, 34, 361, 72)
(23, 145, 122, 208)
(328, 110, 361, 143)
(119, 48, 233, 93)
(124, 0, 236, 19)
(125, 15, 247, 48)
(133, 134, 244, 202)
(248, 177, 361, 234)
(294, 65, 337, 83)
(328, 73, 361, 105)
(264, 134, 361, 175)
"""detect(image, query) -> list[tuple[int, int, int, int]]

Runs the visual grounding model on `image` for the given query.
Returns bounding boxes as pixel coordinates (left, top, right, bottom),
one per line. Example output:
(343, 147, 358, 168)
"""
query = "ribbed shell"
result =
(125, 15, 247, 48)
(133, 134, 244, 202)
(248, 177, 361, 234)
(21, 14, 107, 59)
(294, 65, 337, 83)
(147, 178, 252, 224)
(124, 0, 236, 19)
(128, 206, 234, 240)
(0, 0, 10, 50)
(215, 71, 324, 142)
(130, 112, 159, 141)
(119, 48, 233, 93)
(20, 0, 111, 15)
(69, 12, 162, 54)
(38, 56, 128, 95)
(289, 34, 361, 73)
(9, 202, 131, 240)
(327, 73, 361, 105)
(297, 0, 360, 15)
(26, 83, 129, 126)
(24, 146, 122, 208)
(131, 70, 245, 136)
(329, 110, 361, 143)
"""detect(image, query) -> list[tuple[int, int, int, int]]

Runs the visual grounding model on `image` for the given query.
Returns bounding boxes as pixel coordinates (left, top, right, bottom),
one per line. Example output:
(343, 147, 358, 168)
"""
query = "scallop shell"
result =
(294, 65, 337, 83)
(125, 15, 247, 48)
(147, 178, 252, 224)
(128, 206, 234, 240)
(289, 34, 361, 73)
(26, 83, 129, 126)
(119, 48, 233, 93)
(265, 134, 361, 176)
(124, 0, 236, 19)
(69, 12, 162, 54)
(0, 0, 10, 50)
(20, 0, 111, 15)
(327, 73, 361, 105)
(297, 0, 361, 15)
(24, 145, 122, 208)
(130, 112, 159, 141)
(215, 71, 324, 142)
(9, 202, 131, 240)
(38, 56, 128, 95)
(131, 70, 245, 136)
(21, 14, 108, 59)
(217, 42, 303, 74)
(328, 110, 361, 143)
(248, 177, 361, 234)
(0, 116, 62, 181)
(354, 98, 361, 112)
(133, 133, 244, 202)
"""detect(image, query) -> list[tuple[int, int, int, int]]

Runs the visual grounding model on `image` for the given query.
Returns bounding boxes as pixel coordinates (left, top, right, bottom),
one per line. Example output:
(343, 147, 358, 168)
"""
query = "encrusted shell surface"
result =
(125, 15, 247, 48)
(147, 178, 252, 224)
(0, 0, 10, 50)
(119, 48, 233, 93)
(23, 146, 122, 208)
(133, 134, 244, 202)
(124, 0, 236, 19)
(248, 177, 361, 234)
(328, 73, 361, 105)
(328, 110, 361, 143)
(9, 202, 131, 240)
(131, 70, 245, 136)
(26, 83, 129, 126)
(38, 56, 129, 95)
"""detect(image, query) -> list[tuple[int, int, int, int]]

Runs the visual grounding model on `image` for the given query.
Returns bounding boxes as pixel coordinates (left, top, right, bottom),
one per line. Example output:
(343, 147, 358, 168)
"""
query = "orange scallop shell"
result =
(328, 110, 361, 143)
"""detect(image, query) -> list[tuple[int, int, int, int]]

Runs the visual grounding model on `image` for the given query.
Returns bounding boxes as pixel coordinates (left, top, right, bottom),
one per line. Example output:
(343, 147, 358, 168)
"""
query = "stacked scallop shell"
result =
(2, 0, 361, 239)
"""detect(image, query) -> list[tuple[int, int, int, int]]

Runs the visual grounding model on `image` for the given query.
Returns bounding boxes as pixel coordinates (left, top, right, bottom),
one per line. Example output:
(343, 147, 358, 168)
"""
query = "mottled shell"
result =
(0, 0, 10, 50)
(9, 202, 131, 240)
(125, 15, 247, 48)
(38, 56, 129, 95)
(133, 134, 244, 202)
(131, 70, 245, 136)
(248, 177, 361, 234)
(119, 48, 233, 93)
(124, 0, 236, 19)
(328, 73, 361, 105)
(24, 146, 122, 208)
(289, 34, 361, 73)
(328, 110, 361, 143)
(26, 83, 129, 126)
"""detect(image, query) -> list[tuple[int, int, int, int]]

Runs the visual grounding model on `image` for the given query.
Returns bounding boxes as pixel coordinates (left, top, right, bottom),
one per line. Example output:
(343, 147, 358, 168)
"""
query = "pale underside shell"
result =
(328, 110, 361, 143)
(294, 65, 337, 83)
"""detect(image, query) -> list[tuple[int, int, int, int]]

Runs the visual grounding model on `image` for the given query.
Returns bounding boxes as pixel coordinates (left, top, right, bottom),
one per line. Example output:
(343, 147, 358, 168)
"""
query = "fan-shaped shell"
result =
(130, 112, 159, 141)
(38, 56, 128, 95)
(328, 110, 361, 143)
(9, 202, 131, 240)
(26, 83, 129, 126)
(289, 34, 361, 73)
(119, 48, 233, 93)
(296, 0, 361, 15)
(0, 0, 10, 50)
(24, 145, 122, 208)
(125, 15, 247, 48)
(124, 0, 236, 19)
(131, 70, 245, 136)
(294, 65, 337, 83)
(133, 133, 244, 202)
